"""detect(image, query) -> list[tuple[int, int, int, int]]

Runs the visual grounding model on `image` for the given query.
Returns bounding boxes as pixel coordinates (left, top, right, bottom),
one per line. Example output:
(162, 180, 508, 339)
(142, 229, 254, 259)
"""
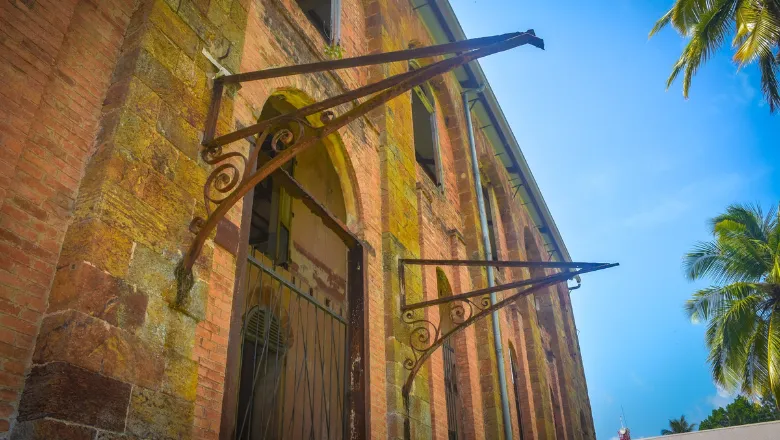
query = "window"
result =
(296, 0, 342, 43)
(249, 129, 294, 267)
(481, 185, 499, 262)
(437, 268, 462, 439)
(412, 81, 442, 186)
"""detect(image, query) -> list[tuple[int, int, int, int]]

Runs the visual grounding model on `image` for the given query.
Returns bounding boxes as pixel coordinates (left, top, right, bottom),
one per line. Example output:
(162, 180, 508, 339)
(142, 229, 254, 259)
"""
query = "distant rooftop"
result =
(643, 420, 780, 440)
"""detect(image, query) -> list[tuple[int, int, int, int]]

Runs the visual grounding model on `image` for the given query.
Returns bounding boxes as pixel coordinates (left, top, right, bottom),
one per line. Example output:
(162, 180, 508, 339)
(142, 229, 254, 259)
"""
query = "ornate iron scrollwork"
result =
(180, 31, 545, 275)
(398, 259, 618, 396)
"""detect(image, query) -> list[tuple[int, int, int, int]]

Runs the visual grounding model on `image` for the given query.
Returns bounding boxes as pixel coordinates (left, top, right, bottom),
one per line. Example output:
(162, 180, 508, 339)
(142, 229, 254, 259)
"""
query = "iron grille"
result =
(443, 340, 462, 440)
(235, 256, 348, 440)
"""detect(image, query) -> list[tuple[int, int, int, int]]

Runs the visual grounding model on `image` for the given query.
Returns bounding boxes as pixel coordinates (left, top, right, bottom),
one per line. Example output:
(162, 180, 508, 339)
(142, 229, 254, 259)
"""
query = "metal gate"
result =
(235, 256, 348, 440)
(442, 340, 463, 440)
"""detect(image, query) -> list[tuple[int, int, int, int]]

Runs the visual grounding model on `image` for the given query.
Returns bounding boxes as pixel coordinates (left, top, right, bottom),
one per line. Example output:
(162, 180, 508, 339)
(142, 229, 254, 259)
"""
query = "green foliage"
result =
(649, 0, 780, 112)
(699, 395, 780, 430)
(661, 415, 697, 435)
(683, 203, 780, 404)
(324, 43, 344, 60)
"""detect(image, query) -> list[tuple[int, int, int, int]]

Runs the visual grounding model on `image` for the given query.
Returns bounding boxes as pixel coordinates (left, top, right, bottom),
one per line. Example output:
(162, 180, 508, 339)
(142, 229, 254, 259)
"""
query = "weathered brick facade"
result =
(0, 0, 595, 439)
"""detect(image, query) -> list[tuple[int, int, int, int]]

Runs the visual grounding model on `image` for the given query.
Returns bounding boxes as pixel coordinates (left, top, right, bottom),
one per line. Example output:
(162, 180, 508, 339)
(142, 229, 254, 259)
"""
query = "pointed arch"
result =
(267, 87, 363, 228)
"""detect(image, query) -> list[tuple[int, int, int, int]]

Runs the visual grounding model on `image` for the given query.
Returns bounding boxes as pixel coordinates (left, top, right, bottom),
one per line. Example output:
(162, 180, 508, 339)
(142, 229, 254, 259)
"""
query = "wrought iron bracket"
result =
(398, 259, 618, 397)
(180, 31, 545, 274)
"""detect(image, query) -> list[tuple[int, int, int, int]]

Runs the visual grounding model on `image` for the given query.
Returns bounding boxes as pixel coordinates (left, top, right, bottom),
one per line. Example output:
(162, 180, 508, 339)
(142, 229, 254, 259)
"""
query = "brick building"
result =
(0, 0, 599, 439)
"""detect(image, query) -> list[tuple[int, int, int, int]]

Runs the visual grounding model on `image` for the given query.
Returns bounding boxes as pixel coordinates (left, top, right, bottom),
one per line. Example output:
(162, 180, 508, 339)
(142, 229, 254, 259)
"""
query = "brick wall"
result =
(0, 0, 597, 438)
(0, 0, 138, 434)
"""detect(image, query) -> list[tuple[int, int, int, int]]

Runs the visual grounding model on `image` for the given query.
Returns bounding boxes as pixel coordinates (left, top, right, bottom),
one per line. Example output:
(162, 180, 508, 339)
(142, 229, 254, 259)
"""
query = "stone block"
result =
(140, 25, 183, 73)
(95, 432, 142, 440)
(17, 362, 131, 431)
(135, 49, 207, 127)
(113, 108, 159, 162)
(156, 103, 201, 160)
(162, 352, 199, 401)
(33, 310, 164, 390)
(11, 418, 96, 440)
(125, 78, 163, 124)
(48, 261, 147, 331)
(128, 244, 178, 298)
(178, 0, 220, 46)
(126, 387, 194, 439)
(59, 219, 134, 279)
(137, 295, 198, 358)
(149, 0, 200, 59)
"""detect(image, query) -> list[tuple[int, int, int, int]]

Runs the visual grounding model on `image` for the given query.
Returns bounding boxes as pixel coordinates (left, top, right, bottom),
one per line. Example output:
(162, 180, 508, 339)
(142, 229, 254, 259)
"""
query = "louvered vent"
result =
(244, 307, 287, 353)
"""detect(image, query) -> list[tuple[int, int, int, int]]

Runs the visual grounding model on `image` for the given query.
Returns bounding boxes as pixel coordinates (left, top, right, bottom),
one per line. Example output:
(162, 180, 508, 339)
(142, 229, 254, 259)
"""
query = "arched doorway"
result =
(436, 268, 464, 440)
(231, 93, 357, 440)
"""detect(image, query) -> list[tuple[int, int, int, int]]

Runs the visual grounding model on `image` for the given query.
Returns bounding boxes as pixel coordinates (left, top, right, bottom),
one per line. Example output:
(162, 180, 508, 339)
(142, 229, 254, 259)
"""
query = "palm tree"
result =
(649, 0, 780, 112)
(661, 415, 697, 435)
(684, 204, 780, 404)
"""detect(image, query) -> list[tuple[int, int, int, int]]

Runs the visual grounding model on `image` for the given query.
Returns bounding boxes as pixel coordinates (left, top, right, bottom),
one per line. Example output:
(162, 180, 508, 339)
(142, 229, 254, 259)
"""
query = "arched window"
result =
(481, 183, 500, 263)
(508, 343, 526, 440)
(410, 61, 442, 187)
(437, 268, 462, 439)
(249, 100, 294, 266)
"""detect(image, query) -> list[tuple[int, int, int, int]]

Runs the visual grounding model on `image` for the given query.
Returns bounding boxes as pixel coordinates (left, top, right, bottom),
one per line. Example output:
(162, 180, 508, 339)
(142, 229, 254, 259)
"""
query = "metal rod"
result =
(399, 259, 610, 269)
(204, 32, 542, 148)
(219, 32, 532, 84)
(463, 90, 513, 440)
(400, 263, 617, 312)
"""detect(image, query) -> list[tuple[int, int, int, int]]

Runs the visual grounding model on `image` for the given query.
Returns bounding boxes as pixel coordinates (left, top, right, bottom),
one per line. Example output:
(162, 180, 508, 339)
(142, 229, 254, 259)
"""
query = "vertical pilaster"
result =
(11, 1, 250, 438)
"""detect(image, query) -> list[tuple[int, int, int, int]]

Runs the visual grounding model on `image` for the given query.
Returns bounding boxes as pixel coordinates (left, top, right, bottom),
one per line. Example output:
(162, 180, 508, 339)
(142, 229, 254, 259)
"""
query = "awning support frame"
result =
(180, 30, 544, 273)
(398, 259, 618, 397)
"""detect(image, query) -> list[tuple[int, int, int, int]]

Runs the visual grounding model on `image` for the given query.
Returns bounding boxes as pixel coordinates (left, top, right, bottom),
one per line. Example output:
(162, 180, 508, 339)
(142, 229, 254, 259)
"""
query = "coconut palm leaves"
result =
(684, 204, 780, 403)
(661, 415, 697, 434)
(650, 0, 780, 112)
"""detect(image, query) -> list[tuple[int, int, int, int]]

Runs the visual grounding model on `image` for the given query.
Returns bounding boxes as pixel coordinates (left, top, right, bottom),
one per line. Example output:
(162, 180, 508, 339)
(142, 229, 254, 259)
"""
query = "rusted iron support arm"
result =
(272, 166, 358, 248)
(401, 263, 617, 312)
(182, 32, 544, 273)
(399, 258, 610, 269)
(399, 262, 618, 397)
(203, 31, 543, 148)
(219, 31, 542, 84)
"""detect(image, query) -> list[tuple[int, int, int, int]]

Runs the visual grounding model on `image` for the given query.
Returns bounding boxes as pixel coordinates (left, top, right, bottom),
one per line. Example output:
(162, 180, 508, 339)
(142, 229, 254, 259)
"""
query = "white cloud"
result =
(706, 383, 736, 409)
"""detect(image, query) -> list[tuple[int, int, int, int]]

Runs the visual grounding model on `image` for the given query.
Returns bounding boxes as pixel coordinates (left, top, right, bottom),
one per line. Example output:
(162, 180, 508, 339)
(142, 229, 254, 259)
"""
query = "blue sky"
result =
(449, 0, 780, 438)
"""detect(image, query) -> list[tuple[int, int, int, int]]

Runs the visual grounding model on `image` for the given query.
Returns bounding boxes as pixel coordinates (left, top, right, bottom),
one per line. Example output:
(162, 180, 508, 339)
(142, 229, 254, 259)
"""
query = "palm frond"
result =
(734, 2, 780, 65)
(713, 204, 769, 242)
(768, 305, 780, 405)
(685, 203, 780, 405)
(672, 0, 712, 34)
(651, 8, 676, 38)
(675, 0, 741, 97)
(758, 51, 780, 112)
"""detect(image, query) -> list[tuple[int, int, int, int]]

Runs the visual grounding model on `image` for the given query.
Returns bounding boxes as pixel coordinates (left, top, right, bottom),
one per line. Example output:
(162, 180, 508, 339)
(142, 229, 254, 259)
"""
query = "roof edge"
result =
(420, 0, 571, 262)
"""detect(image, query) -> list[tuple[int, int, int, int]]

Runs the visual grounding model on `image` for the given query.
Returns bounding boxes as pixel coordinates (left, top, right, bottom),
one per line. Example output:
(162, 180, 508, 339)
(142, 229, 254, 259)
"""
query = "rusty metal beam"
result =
(182, 32, 544, 273)
(201, 31, 542, 148)
(401, 263, 617, 312)
(259, 152, 359, 248)
(218, 32, 541, 84)
(399, 258, 611, 269)
(346, 243, 369, 439)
